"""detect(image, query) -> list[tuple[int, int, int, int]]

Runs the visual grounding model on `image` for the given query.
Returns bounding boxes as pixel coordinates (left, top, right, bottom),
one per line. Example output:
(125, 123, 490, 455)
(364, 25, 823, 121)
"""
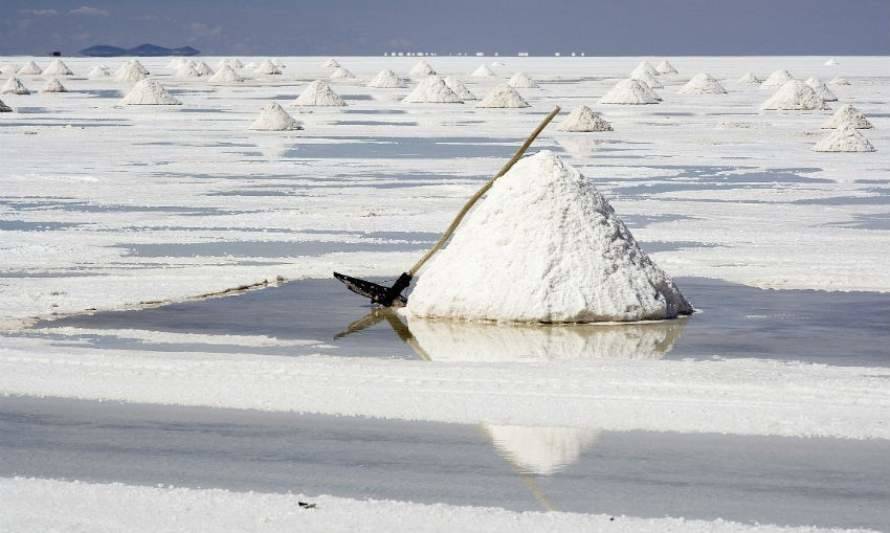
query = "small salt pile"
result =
(216, 58, 242, 71)
(508, 72, 538, 88)
(249, 102, 302, 131)
(678, 73, 726, 95)
(167, 58, 186, 70)
(813, 125, 875, 152)
(194, 61, 214, 77)
(367, 69, 406, 88)
(403, 75, 463, 103)
(805, 77, 838, 102)
(406, 151, 692, 323)
(471, 64, 497, 77)
(409, 60, 436, 78)
(0, 64, 19, 77)
(115, 62, 147, 82)
(631, 69, 663, 89)
(824, 57, 839, 66)
(760, 80, 825, 110)
(294, 80, 347, 106)
(41, 77, 67, 93)
(655, 60, 678, 75)
(737, 72, 762, 85)
(17, 61, 43, 75)
(599, 79, 659, 105)
(174, 61, 201, 80)
(477, 85, 530, 108)
(254, 59, 282, 76)
(761, 69, 794, 88)
(0, 98, 12, 112)
(120, 79, 181, 105)
(830, 76, 851, 86)
(632, 61, 659, 78)
(243, 61, 257, 71)
(821, 104, 873, 129)
(329, 66, 356, 80)
(128, 60, 149, 75)
(321, 58, 341, 69)
(228, 58, 244, 69)
(209, 64, 243, 83)
(1, 77, 30, 95)
(558, 105, 613, 132)
(43, 59, 73, 77)
(444, 76, 477, 100)
(88, 65, 111, 80)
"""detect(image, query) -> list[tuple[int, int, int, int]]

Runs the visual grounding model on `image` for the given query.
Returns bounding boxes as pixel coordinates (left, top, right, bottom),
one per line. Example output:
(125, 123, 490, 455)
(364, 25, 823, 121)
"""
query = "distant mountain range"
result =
(79, 44, 200, 57)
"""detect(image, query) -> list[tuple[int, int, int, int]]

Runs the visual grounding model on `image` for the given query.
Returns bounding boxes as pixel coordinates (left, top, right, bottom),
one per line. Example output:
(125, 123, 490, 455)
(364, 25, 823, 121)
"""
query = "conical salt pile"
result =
(805, 77, 837, 102)
(655, 60, 678, 75)
(129, 60, 149, 75)
(249, 102, 303, 131)
(406, 151, 692, 323)
(813, 125, 875, 152)
(0, 64, 19, 76)
(120, 79, 181, 105)
(167, 58, 186, 70)
(403, 75, 462, 103)
(508, 72, 538, 88)
(229, 58, 244, 69)
(41, 77, 67, 93)
(2, 77, 30, 95)
(762, 69, 794, 88)
(558, 105, 613, 132)
(821, 104, 873, 129)
(599, 79, 659, 105)
(17, 61, 43, 75)
(476, 85, 530, 108)
(825, 57, 839, 66)
(294, 80, 347, 106)
(0, 98, 12, 112)
(243, 61, 257, 71)
(43, 59, 73, 77)
(174, 61, 201, 80)
(194, 61, 214, 76)
(409, 60, 436, 78)
(321, 58, 341, 69)
(761, 80, 825, 110)
(737, 72, 762, 85)
(367, 69, 405, 88)
(209, 64, 243, 83)
(678, 73, 726, 95)
(632, 61, 659, 78)
(830, 76, 851, 86)
(329, 66, 356, 80)
(217, 58, 243, 71)
(631, 69, 663, 89)
(254, 59, 282, 76)
(471, 64, 497, 77)
(115, 62, 147, 82)
(444, 76, 476, 100)
(88, 65, 111, 80)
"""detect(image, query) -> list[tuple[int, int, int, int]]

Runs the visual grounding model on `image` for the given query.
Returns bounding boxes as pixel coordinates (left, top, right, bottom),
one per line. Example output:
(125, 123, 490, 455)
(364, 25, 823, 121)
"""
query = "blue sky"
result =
(2, 0, 889, 56)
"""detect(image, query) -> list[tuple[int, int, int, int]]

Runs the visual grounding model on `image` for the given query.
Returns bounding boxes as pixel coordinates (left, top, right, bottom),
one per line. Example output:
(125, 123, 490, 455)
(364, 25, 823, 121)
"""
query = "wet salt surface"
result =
(1, 395, 887, 530)
(34, 276, 890, 366)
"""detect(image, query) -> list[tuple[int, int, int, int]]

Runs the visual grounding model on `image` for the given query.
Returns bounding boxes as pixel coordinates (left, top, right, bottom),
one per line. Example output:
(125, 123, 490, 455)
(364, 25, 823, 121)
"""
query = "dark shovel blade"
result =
(333, 272, 408, 307)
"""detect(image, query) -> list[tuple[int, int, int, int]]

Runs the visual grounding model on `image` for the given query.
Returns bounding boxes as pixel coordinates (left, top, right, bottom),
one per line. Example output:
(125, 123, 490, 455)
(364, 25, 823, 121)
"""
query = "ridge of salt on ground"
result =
(174, 61, 201, 80)
(17, 60, 42, 75)
(822, 104, 873, 129)
(762, 69, 794, 88)
(403, 75, 463, 104)
(471, 64, 497, 77)
(678, 73, 727, 95)
(249, 102, 303, 131)
(632, 61, 659, 78)
(322, 58, 341, 69)
(208, 65, 244, 84)
(88, 65, 111, 80)
(761, 80, 826, 110)
(813, 125, 876, 153)
(631, 69, 663, 89)
(367, 69, 406, 88)
(409, 60, 436, 78)
(293, 80, 347, 106)
(254, 59, 282, 76)
(507, 72, 539, 88)
(43, 59, 73, 77)
(406, 151, 691, 323)
(805, 77, 838, 102)
(329, 66, 356, 80)
(737, 72, 763, 85)
(115, 62, 147, 82)
(41, 78, 67, 93)
(655, 59, 678, 75)
(120, 80, 181, 105)
(475, 85, 530, 108)
(558, 105, 613, 132)
(599, 78, 660, 105)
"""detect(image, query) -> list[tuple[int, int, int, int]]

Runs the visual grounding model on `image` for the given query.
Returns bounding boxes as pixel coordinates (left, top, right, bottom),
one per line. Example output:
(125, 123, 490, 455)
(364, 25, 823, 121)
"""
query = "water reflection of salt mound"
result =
(484, 425, 602, 476)
(406, 316, 686, 362)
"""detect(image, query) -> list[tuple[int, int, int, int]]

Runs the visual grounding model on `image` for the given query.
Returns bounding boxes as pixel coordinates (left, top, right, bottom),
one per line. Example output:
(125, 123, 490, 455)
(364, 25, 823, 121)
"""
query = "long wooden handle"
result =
(408, 106, 561, 275)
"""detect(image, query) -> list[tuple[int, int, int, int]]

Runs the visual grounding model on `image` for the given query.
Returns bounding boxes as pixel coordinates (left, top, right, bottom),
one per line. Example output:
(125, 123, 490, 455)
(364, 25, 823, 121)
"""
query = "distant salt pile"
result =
(821, 104, 873, 129)
(254, 59, 282, 76)
(120, 79, 181, 105)
(737, 72, 762, 85)
(1, 77, 30, 95)
(367, 69, 406, 88)
(321, 58, 341, 69)
(830, 76, 851, 86)
(43, 59, 73, 77)
(825, 57, 839, 66)
(444, 76, 476, 100)
(471, 64, 497, 78)
(814, 125, 875, 152)
(0, 97, 12, 112)
(243, 61, 257, 71)
(166, 58, 186, 70)
(632, 61, 659, 78)
(477, 85, 530, 108)
(249, 102, 302, 131)
(329, 66, 356, 80)
(403, 75, 462, 103)
(631, 69, 663, 89)
(126, 60, 149, 75)
(41, 77, 67, 93)
(678, 73, 727, 95)
(600, 79, 658, 105)
(655, 60, 678, 75)
(805, 77, 838, 102)
(229, 58, 244, 69)
(409, 60, 436, 78)
(216, 58, 243, 71)
(88, 65, 111, 80)
(508, 72, 538, 88)
(174, 61, 201, 80)
(208, 65, 243, 83)
(762, 69, 794, 88)
(17, 61, 42, 76)
(0, 64, 19, 77)
(194, 61, 214, 77)
(115, 62, 147, 82)
(294, 80, 347, 106)
(406, 151, 692, 323)
(558, 105, 613, 132)
(761, 80, 825, 110)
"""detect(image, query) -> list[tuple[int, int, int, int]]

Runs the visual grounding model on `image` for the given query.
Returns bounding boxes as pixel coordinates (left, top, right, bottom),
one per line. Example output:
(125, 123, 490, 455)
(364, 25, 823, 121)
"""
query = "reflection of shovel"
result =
(334, 106, 561, 307)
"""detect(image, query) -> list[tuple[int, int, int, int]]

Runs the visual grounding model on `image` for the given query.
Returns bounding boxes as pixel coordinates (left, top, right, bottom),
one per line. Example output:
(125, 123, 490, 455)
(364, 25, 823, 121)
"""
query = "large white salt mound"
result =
(321, 58, 341, 69)
(115, 62, 147, 82)
(294, 80, 347, 106)
(476, 85, 530, 108)
(830, 76, 851, 86)
(120, 80, 181, 105)
(194, 61, 214, 76)
(88, 65, 111, 80)
(821, 104, 873, 129)
(813, 125, 876, 152)
(367, 69, 405, 88)
(254, 59, 282, 76)
(329, 66, 356, 80)
(678, 73, 727, 95)
(762, 69, 794, 88)
(443, 76, 476, 100)
(174, 62, 201, 80)
(631, 69, 663, 89)
(43, 59, 73, 77)
(409, 60, 436, 78)
(403, 75, 463, 104)
(805, 77, 838, 102)
(209, 65, 243, 83)
(655, 60, 678, 75)
(508, 72, 538, 88)
(17, 61, 43, 75)
(41, 77, 67, 93)
(406, 151, 692, 323)
(737, 72, 762, 85)
(1, 77, 30, 95)
(249, 102, 302, 131)
(760, 80, 826, 110)
(599, 79, 659, 105)
(631, 61, 659, 78)
(825, 57, 839, 66)
(471, 64, 497, 77)
(558, 105, 613, 132)
(0, 98, 12, 112)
